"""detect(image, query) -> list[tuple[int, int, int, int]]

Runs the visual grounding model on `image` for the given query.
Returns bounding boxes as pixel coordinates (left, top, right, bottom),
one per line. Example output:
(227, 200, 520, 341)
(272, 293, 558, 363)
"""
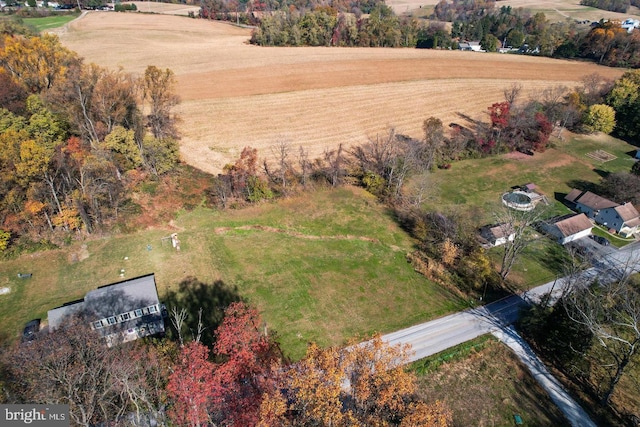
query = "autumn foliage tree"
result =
(486, 100, 553, 154)
(260, 335, 452, 426)
(0, 26, 181, 247)
(0, 33, 78, 93)
(167, 341, 216, 427)
(166, 302, 283, 427)
(210, 302, 282, 426)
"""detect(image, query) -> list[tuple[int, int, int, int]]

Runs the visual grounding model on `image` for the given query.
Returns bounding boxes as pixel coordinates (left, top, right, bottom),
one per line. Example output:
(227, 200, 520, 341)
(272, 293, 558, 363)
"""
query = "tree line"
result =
(580, 0, 633, 14)
(243, 0, 640, 68)
(250, 3, 421, 47)
(1, 301, 453, 426)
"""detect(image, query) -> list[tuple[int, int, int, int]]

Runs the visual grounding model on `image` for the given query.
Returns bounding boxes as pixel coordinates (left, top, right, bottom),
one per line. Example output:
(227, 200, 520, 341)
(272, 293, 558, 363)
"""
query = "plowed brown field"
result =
(58, 12, 625, 174)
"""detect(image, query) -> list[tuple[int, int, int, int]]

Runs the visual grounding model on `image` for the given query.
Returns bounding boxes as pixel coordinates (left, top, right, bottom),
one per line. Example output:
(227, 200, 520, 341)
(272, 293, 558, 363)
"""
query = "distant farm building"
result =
(458, 41, 483, 52)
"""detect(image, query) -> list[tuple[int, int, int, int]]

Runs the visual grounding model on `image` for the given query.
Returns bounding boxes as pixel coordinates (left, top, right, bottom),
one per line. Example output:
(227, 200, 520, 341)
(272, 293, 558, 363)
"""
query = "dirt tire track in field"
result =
(214, 224, 382, 244)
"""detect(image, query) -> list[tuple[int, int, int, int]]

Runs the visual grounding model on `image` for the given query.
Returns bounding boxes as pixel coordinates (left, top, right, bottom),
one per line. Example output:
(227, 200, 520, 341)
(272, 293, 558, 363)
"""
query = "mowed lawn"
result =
(428, 132, 638, 222)
(22, 14, 80, 32)
(0, 186, 462, 359)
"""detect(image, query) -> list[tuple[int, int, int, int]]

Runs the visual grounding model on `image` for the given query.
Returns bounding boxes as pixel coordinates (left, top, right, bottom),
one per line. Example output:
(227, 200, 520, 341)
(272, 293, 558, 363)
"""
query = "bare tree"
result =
(422, 117, 445, 171)
(3, 317, 165, 426)
(270, 139, 292, 193)
(403, 174, 432, 208)
(170, 306, 188, 347)
(563, 274, 640, 406)
(503, 83, 522, 106)
(494, 203, 547, 281)
(539, 85, 569, 136)
(298, 145, 311, 189)
(324, 143, 345, 187)
(579, 73, 613, 106)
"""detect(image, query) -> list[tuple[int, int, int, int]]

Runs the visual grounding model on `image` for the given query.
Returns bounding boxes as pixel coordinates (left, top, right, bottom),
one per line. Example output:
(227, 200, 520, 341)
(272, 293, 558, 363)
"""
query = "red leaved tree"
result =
(210, 302, 282, 426)
(167, 341, 216, 427)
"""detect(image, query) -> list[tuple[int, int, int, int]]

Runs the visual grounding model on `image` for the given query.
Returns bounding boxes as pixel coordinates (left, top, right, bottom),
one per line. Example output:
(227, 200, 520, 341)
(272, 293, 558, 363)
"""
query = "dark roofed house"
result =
(543, 213, 593, 244)
(564, 189, 640, 237)
(48, 274, 165, 347)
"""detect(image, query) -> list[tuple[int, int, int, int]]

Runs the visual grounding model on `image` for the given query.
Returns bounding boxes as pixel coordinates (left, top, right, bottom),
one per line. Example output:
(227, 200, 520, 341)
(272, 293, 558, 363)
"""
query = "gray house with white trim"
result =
(565, 189, 640, 237)
(48, 274, 165, 347)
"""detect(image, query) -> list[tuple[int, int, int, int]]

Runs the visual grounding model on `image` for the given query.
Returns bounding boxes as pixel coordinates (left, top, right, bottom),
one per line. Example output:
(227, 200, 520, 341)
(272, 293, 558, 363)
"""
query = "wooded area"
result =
(243, 0, 640, 67)
(0, 28, 179, 248)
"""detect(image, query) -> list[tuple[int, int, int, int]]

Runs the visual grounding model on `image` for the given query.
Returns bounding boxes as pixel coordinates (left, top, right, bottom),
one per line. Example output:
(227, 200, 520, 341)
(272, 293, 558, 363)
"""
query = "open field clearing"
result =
(128, 1, 200, 15)
(58, 12, 625, 174)
(0, 187, 462, 359)
(388, 0, 640, 21)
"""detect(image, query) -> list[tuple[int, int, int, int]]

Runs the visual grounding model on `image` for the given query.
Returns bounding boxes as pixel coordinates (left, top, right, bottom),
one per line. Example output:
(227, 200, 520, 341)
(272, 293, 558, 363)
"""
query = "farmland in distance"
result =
(57, 11, 624, 174)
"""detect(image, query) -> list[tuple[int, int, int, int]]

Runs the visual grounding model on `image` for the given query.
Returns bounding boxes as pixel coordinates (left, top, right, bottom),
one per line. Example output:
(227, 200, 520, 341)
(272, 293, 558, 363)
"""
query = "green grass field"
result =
(22, 14, 79, 32)
(0, 186, 463, 359)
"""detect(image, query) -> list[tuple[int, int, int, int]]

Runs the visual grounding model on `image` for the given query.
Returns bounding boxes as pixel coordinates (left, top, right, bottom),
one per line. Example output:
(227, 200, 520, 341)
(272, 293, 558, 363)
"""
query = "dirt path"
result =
(213, 224, 381, 244)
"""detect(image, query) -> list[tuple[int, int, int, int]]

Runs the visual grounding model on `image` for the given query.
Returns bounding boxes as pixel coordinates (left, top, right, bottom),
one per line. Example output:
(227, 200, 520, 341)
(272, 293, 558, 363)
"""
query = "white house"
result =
(479, 223, 515, 247)
(622, 18, 640, 33)
(565, 189, 640, 237)
(543, 213, 593, 244)
(458, 41, 483, 52)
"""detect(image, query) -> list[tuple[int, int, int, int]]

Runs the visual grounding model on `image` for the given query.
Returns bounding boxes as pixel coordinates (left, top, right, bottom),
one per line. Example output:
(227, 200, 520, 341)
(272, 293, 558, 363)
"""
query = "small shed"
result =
(479, 223, 516, 247)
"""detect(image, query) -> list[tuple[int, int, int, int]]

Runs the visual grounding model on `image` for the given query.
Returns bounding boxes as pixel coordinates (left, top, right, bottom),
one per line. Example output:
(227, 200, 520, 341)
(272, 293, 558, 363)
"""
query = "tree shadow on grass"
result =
(566, 179, 602, 194)
(163, 276, 242, 348)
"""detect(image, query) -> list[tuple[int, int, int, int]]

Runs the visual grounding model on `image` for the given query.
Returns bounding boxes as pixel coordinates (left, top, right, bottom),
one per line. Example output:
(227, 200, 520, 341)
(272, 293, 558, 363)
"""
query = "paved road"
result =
(494, 327, 597, 427)
(382, 240, 640, 426)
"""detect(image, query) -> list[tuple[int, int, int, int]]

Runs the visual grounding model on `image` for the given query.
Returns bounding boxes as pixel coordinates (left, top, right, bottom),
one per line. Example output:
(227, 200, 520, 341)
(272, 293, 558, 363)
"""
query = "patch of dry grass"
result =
(415, 337, 570, 427)
(58, 12, 625, 174)
(389, 0, 640, 21)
